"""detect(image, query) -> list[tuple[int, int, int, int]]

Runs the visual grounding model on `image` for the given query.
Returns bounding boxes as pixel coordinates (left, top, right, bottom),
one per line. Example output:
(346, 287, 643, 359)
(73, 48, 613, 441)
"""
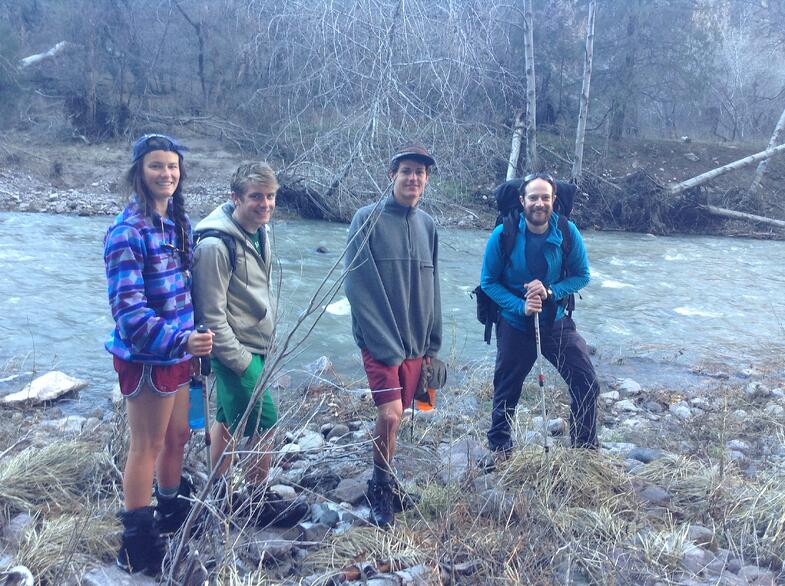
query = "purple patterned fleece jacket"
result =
(104, 200, 194, 364)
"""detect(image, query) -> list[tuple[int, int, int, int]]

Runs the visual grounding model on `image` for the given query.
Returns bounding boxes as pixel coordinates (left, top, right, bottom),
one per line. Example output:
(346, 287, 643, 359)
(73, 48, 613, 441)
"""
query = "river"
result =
(1, 211, 783, 413)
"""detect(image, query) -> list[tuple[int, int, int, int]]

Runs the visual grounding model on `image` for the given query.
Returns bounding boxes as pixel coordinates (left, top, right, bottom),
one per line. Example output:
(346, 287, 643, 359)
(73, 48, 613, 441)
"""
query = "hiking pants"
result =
(487, 316, 599, 451)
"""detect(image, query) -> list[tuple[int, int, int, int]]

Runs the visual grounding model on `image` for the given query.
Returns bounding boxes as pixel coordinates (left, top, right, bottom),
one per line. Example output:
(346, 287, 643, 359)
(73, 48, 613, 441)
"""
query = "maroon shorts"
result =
(113, 356, 192, 399)
(361, 349, 424, 408)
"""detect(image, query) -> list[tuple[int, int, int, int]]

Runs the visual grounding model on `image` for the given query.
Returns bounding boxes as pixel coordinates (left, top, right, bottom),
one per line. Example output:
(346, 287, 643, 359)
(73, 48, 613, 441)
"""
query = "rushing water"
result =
(1, 211, 784, 413)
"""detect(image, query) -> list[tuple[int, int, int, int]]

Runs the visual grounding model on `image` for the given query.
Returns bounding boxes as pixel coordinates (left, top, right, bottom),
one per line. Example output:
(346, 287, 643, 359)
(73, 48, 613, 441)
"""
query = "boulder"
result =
(331, 477, 368, 505)
(616, 378, 643, 397)
(439, 438, 486, 484)
(1, 371, 87, 405)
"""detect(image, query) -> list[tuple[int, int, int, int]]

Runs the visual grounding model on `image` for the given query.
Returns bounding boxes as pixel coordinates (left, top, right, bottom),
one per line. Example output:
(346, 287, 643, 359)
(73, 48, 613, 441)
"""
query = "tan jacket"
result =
(192, 203, 275, 375)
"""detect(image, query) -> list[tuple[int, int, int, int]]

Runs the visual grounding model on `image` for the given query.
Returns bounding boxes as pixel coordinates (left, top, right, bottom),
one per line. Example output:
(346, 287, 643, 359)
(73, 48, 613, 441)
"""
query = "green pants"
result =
(212, 354, 277, 437)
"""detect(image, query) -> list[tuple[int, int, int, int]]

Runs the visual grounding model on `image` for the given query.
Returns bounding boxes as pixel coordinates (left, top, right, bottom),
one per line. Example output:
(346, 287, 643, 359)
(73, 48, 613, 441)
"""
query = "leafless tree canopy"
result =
(2, 0, 785, 217)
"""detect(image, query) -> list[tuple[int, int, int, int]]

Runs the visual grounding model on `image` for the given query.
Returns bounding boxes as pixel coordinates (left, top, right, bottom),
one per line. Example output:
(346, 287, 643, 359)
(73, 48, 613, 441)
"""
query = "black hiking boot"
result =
(116, 506, 165, 576)
(366, 479, 394, 529)
(390, 478, 419, 513)
(155, 476, 193, 536)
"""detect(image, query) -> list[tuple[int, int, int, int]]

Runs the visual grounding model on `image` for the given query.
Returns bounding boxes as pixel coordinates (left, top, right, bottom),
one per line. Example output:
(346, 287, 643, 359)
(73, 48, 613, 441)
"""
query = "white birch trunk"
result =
(522, 0, 538, 171)
(669, 143, 785, 196)
(506, 111, 525, 180)
(702, 205, 785, 229)
(748, 106, 785, 195)
(572, 0, 596, 182)
(18, 41, 75, 69)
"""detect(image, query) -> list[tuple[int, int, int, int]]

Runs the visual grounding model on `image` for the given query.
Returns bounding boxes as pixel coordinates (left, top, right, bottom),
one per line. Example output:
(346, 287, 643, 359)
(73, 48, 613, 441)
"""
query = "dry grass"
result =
(15, 510, 118, 584)
(0, 441, 114, 515)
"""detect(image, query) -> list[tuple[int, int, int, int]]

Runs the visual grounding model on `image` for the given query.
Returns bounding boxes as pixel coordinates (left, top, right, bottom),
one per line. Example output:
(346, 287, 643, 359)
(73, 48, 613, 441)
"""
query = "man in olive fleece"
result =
(344, 144, 442, 528)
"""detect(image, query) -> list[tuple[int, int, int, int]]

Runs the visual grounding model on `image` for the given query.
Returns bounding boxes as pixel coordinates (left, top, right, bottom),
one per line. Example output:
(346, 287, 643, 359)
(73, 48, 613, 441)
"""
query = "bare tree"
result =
(748, 104, 785, 196)
(571, 0, 596, 183)
(522, 0, 538, 171)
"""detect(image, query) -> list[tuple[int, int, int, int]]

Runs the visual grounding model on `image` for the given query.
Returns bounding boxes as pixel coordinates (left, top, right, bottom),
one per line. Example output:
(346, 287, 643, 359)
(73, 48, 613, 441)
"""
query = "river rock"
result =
(637, 484, 671, 506)
(326, 423, 350, 441)
(251, 527, 298, 561)
(297, 521, 330, 542)
(600, 390, 620, 402)
(295, 430, 324, 452)
(642, 399, 664, 413)
(764, 403, 784, 418)
(616, 399, 639, 412)
(301, 470, 340, 493)
(687, 524, 717, 551)
(681, 544, 710, 574)
(627, 447, 664, 464)
(472, 488, 518, 521)
(331, 477, 367, 504)
(310, 503, 341, 527)
(737, 566, 775, 584)
(4, 513, 34, 547)
(439, 438, 486, 484)
(669, 402, 692, 419)
(547, 418, 566, 436)
(1, 371, 87, 405)
(270, 484, 297, 500)
(280, 443, 302, 459)
(725, 439, 750, 453)
(616, 378, 643, 397)
(745, 382, 771, 399)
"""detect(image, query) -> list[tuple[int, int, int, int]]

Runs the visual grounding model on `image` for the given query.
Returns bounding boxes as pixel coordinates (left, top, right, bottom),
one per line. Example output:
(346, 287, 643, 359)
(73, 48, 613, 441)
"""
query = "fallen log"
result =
(18, 41, 77, 69)
(669, 143, 785, 196)
(701, 205, 785, 230)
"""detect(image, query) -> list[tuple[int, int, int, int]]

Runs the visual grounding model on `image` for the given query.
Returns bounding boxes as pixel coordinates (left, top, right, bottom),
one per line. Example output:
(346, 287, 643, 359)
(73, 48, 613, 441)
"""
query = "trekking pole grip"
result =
(196, 324, 211, 376)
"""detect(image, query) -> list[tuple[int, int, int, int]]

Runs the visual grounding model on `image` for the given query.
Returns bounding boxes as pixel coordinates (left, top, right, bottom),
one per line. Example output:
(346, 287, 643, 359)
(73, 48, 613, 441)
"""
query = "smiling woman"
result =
(103, 133, 213, 576)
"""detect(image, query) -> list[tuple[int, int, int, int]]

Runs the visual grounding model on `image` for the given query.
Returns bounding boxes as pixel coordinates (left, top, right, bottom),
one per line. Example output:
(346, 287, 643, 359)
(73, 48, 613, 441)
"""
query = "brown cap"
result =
(390, 143, 436, 169)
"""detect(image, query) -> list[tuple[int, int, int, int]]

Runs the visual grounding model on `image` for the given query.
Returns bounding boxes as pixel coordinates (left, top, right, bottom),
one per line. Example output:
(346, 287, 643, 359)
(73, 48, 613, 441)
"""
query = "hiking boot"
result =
(116, 506, 165, 576)
(155, 476, 193, 536)
(251, 491, 309, 529)
(390, 478, 419, 513)
(366, 479, 394, 529)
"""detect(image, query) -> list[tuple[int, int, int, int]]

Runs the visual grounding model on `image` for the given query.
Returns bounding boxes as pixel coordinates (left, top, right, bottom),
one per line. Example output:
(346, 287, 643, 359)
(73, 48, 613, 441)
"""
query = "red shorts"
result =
(361, 349, 424, 408)
(113, 356, 192, 399)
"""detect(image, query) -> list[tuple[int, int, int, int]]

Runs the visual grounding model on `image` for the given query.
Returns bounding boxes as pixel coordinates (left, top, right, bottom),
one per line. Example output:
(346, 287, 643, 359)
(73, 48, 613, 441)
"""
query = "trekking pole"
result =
(533, 313, 550, 461)
(196, 324, 212, 472)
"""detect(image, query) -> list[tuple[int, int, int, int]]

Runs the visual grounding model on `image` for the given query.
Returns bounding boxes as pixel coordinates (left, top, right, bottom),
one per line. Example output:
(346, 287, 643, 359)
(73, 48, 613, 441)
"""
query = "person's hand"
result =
(187, 329, 214, 356)
(524, 279, 547, 301)
(524, 293, 543, 316)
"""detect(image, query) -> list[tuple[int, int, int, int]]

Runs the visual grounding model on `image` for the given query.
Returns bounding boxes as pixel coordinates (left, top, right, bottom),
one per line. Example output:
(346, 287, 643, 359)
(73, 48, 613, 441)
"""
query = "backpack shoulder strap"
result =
(556, 215, 576, 316)
(194, 229, 237, 272)
(500, 209, 520, 264)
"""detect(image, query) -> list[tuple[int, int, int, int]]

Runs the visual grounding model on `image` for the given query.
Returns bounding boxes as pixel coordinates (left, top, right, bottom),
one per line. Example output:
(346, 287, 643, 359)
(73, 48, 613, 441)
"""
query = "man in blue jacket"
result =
(481, 173, 599, 456)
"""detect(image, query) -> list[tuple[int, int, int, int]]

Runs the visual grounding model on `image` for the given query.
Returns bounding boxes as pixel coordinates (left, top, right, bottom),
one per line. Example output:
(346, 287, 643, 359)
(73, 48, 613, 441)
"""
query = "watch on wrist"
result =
(546, 287, 553, 300)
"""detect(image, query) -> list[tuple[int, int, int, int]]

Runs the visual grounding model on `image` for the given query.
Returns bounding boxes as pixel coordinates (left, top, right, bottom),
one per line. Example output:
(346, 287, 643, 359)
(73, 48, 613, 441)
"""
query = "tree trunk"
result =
(609, 8, 637, 140)
(522, 0, 538, 171)
(702, 205, 785, 230)
(572, 0, 596, 183)
(174, 1, 208, 109)
(18, 41, 76, 69)
(669, 143, 785, 195)
(748, 105, 785, 196)
(506, 111, 525, 180)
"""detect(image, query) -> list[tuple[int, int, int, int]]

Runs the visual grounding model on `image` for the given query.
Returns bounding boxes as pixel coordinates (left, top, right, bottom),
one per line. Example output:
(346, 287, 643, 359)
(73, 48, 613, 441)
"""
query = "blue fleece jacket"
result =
(480, 211, 590, 332)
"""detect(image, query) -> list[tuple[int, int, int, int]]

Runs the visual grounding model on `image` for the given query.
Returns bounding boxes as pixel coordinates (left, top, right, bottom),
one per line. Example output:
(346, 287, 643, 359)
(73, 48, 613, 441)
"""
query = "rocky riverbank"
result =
(1, 354, 784, 585)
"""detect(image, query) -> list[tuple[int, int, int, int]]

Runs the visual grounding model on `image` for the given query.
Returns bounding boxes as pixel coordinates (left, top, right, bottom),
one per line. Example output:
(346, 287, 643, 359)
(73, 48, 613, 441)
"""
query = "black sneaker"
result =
(155, 476, 194, 536)
(366, 479, 394, 529)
